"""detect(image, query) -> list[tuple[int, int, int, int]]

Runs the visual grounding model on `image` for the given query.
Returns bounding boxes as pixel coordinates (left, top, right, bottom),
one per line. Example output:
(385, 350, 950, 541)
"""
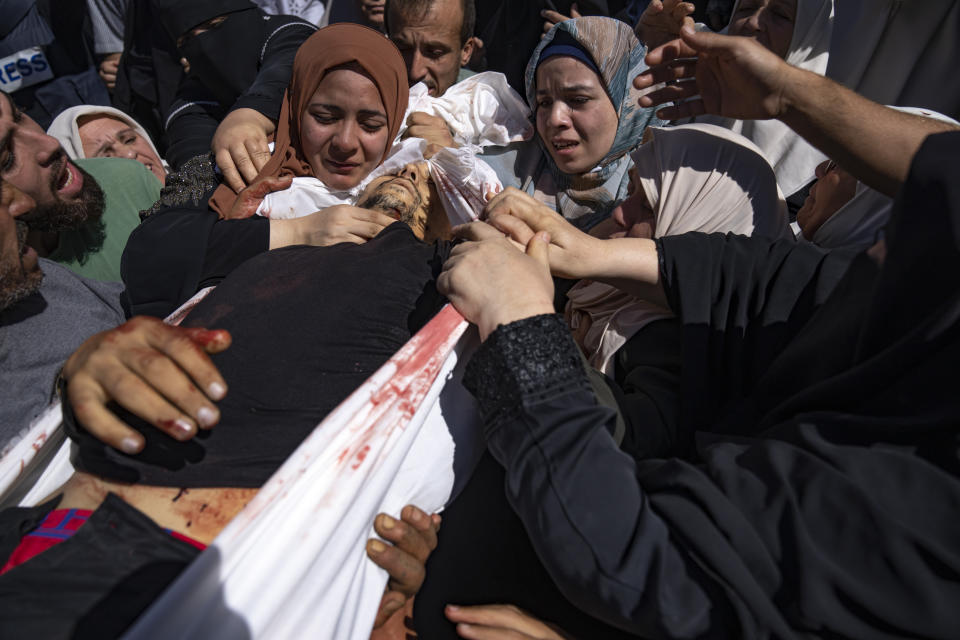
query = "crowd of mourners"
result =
(1, 0, 959, 637)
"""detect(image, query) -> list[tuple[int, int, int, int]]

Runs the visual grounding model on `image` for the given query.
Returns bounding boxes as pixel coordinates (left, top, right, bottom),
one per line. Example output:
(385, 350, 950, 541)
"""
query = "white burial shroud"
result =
(255, 71, 531, 223)
(0, 292, 483, 639)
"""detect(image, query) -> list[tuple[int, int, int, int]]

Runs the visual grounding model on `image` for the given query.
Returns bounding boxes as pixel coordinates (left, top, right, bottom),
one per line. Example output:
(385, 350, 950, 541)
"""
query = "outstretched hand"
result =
(62, 316, 230, 454)
(634, 26, 794, 121)
(480, 187, 606, 279)
(635, 0, 696, 50)
(269, 205, 397, 249)
(212, 107, 276, 193)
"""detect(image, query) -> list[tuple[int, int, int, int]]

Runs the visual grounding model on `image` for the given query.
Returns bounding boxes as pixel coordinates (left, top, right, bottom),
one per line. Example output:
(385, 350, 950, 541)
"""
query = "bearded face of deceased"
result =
(357, 161, 450, 242)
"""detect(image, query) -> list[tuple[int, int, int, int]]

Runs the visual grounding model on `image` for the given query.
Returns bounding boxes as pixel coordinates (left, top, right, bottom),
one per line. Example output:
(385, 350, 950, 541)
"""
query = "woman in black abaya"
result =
(425, 130, 960, 638)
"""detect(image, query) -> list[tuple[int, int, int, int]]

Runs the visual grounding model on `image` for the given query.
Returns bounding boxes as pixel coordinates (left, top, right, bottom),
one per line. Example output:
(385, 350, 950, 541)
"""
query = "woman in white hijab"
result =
(691, 0, 833, 198)
(47, 105, 169, 186)
(566, 123, 789, 373)
(797, 107, 960, 251)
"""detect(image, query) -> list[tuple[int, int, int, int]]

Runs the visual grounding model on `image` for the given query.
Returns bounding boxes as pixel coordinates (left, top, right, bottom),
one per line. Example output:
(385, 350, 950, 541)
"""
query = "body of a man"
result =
(0, 161, 451, 636)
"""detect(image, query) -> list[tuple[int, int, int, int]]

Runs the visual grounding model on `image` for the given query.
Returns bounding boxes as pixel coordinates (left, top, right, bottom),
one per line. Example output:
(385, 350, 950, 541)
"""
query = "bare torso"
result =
(51, 471, 258, 545)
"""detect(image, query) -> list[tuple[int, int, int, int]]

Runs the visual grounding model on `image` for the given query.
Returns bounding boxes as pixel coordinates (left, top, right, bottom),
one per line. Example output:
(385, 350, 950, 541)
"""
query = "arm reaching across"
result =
(473, 187, 666, 307)
(635, 27, 960, 197)
(268, 205, 397, 249)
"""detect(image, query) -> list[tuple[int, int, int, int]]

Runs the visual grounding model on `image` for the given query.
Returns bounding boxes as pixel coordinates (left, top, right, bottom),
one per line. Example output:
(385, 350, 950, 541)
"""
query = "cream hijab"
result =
(567, 124, 788, 374)
(47, 105, 170, 172)
(693, 0, 834, 197)
(809, 107, 960, 251)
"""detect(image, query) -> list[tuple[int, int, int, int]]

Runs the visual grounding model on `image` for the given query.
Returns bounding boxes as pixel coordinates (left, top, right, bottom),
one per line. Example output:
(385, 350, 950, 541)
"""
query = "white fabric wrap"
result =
(257, 138, 502, 226)
(402, 71, 533, 148)
(0, 296, 484, 640)
(257, 72, 524, 221)
(567, 124, 789, 374)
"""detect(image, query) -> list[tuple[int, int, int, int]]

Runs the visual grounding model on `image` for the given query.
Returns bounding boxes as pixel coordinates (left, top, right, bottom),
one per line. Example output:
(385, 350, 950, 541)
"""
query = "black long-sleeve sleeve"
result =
(656, 232, 858, 436)
(230, 18, 315, 119)
(465, 309, 960, 639)
(464, 314, 739, 638)
(121, 205, 269, 318)
(120, 156, 269, 318)
(162, 17, 315, 168)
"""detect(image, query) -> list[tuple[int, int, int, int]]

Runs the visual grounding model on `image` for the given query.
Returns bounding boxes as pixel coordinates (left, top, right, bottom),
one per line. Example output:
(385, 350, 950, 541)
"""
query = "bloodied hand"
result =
(62, 316, 231, 454)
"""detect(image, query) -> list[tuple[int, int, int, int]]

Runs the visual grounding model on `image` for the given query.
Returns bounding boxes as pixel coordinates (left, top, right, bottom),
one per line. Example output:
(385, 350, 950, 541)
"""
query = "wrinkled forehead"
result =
(77, 113, 134, 136)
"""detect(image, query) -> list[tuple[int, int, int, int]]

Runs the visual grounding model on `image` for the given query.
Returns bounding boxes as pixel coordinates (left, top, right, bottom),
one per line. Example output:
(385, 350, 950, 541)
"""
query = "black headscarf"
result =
(157, 0, 266, 106)
(156, 0, 255, 42)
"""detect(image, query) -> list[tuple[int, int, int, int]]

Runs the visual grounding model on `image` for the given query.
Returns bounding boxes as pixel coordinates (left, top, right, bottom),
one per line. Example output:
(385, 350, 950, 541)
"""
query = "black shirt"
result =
(72, 222, 450, 487)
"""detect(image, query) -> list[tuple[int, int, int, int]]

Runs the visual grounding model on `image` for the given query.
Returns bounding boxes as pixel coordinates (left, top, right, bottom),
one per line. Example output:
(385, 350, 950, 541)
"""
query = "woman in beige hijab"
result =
(566, 123, 788, 373)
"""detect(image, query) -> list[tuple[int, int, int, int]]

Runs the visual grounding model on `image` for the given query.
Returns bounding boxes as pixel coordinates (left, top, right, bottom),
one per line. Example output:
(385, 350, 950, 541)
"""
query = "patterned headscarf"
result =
(524, 16, 661, 226)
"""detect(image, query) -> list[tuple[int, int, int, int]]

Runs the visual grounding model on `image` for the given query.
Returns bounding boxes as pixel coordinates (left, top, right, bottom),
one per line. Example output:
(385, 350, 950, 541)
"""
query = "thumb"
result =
(571, 3, 581, 17)
(526, 231, 551, 268)
(679, 23, 717, 51)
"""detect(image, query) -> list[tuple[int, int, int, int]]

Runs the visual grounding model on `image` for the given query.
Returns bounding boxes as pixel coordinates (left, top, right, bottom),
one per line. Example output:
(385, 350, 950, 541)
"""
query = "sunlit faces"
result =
(388, 0, 473, 97)
(0, 92, 85, 209)
(357, 161, 449, 241)
(300, 67, 391, 191)
(357, 0, 386, 30)
(77, 115, 166, 186)
(796, 159, 858, 239)
(727, 0, 797, 59)
(0, 181, 43, 311)
(535, 56, 619, 176)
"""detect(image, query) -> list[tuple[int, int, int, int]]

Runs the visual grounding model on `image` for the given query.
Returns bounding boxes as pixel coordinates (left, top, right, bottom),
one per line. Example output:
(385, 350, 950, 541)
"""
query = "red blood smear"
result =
(183, 328, 230, 349)
(335, 306, 466, 473)
(351, 444, 371, 470)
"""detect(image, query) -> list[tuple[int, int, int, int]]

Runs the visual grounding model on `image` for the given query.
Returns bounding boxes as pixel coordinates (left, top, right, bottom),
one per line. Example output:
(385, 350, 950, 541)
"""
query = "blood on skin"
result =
(183, 327, 232, 350)
(158, 419, 189, 440)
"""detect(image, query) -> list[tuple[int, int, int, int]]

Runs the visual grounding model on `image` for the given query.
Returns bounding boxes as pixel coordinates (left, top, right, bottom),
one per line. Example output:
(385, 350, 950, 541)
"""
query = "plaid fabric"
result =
(0, 508, 206, 574)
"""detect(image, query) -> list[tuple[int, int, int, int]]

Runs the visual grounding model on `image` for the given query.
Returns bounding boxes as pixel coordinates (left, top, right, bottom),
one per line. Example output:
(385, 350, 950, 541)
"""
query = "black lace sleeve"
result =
(139, 154, 220, 221)
(463, 313, 590, 434)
